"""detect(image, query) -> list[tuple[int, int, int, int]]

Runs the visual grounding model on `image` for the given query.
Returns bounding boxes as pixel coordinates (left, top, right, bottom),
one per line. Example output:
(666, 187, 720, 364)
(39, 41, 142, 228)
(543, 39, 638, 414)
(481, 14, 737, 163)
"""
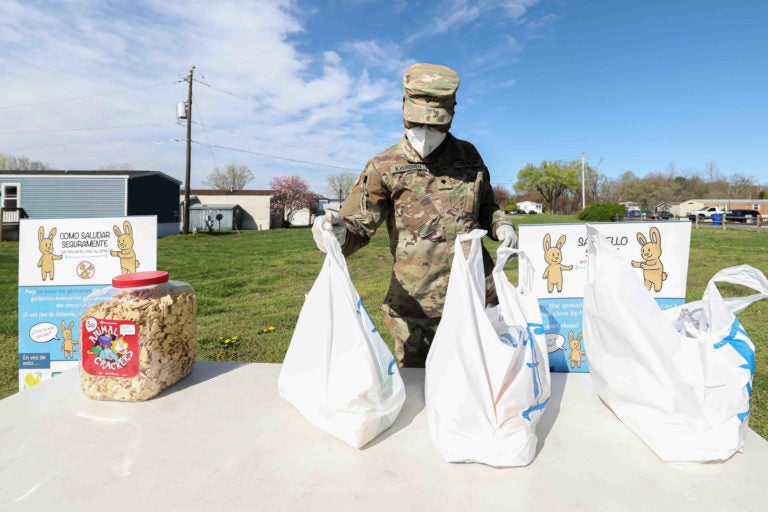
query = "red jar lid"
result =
(112, 270, 169, 288)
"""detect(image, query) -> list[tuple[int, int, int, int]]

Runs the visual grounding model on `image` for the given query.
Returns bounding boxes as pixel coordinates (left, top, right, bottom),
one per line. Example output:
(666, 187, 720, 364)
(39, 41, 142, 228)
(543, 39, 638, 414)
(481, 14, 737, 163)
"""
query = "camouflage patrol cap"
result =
(402, 63, 459, 126)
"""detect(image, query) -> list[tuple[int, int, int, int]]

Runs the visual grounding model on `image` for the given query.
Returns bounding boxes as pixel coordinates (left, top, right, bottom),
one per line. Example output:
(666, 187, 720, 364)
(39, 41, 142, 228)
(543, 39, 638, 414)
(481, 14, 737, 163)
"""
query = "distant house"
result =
(181, 189, 273, 230)
(517, 201, 543, 214)
(0, 170, 181, 240)
(317, 198, 343, 213)
(299, 198, 344, 226)
(619, 201, 640, 213)
(674, 200, 704, 217)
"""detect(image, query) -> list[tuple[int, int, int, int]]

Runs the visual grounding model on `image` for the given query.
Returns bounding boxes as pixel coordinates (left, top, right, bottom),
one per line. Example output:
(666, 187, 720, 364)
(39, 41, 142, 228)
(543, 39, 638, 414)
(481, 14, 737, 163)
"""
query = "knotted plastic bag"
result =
(582, 224, 766, 462)
(425, 229, 551, 466)
(278, 231, 406, 448)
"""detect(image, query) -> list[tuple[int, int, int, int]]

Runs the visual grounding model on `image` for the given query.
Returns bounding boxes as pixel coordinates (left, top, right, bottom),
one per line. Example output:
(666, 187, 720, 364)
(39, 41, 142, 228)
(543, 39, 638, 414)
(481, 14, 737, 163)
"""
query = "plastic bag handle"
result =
(321, 230, 387, 388)
(454, 229, 487, 302)
(455, 229, 487, 254)
(494, 247, 535, 294)
(322, 227, 345, 262)
(322, 230, 354, 282)
(702, 264, 768, 315)
(585, 224, 601, 284)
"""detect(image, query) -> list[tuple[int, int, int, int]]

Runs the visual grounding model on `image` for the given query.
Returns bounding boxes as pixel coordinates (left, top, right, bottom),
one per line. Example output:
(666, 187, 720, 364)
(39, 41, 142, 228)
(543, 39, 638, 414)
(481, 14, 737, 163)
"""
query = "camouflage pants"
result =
(383, 313, 442, 368)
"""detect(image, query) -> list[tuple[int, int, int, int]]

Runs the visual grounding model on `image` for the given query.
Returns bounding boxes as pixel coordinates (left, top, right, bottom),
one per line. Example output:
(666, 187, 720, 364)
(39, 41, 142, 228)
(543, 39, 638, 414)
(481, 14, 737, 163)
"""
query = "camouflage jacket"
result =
(339, 134, 513, 318)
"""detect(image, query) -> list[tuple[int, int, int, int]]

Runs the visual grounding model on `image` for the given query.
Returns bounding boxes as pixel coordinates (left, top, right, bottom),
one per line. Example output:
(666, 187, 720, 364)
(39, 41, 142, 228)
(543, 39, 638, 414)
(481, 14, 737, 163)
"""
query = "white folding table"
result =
(1, 362, 766, 511)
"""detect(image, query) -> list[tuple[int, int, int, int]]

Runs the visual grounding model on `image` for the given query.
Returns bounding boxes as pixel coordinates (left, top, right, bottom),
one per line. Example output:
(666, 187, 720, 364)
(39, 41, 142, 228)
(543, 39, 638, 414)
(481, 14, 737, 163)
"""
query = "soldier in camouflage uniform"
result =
(312, 63, 517, 367)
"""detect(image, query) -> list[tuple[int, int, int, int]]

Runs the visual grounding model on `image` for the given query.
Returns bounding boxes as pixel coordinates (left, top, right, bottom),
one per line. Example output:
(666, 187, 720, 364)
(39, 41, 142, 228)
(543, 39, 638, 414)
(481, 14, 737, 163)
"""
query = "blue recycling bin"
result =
(712, 213, 723, 226)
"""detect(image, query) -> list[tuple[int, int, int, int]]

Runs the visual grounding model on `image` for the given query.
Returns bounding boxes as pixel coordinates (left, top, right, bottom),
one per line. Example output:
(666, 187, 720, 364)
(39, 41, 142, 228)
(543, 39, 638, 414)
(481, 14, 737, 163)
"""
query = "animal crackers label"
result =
(81, 317, 139, 378)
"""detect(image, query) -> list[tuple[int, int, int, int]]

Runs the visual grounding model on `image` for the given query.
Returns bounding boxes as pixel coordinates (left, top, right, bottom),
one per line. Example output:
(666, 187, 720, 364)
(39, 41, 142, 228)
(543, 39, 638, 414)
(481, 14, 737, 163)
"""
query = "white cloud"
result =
(482, 0, 539, 23)
(324, 51, 342, 65)
(0, 0, 401, 191)
(408, 0, 480, 42)
(339, 40, 411, 76)
(0, 0, 560, 192)
(407, 0, 540, 42)
(433, 1, 482, 34)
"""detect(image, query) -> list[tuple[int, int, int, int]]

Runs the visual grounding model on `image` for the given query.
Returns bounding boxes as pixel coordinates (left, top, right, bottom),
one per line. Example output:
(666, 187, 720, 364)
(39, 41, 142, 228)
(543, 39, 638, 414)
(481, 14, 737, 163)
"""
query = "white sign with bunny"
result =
(518, 221, 692, 372)
(18, 216, 157, 390)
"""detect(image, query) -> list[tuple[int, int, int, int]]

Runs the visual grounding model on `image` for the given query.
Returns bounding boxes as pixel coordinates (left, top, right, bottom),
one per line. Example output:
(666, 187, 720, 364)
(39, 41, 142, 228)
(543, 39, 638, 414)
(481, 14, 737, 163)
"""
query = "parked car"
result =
(725, 209, 760, 223)
(652, 211, 674, 220)
(687, 206, 723, 221)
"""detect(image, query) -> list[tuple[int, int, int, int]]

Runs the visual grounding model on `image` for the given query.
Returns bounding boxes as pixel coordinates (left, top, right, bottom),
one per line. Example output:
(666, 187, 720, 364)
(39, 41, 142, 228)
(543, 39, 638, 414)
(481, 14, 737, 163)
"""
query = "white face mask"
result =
(405, 125, 446, 157)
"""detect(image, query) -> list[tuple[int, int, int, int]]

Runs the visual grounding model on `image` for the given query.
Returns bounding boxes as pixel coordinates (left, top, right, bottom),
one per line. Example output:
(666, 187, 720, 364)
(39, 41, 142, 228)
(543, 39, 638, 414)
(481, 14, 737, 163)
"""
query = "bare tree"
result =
(0, 153, 50, 170)
(704, 160, 720, 183)
(729, 173, 756, 199)
(325, 172, 356, 201)
(582, 157, 606, 202)
(99, 163, 134, 170)
(702, 160, 730, 197)
(203, 163, 254, 191)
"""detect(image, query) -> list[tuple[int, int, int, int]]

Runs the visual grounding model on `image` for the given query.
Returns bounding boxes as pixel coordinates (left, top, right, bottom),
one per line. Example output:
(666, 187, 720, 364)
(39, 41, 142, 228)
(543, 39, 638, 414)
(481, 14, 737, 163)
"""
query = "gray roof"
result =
(184, 189, 273, 196)
(0, 170, 181, 184)
(189, 203, 241, 210)
(687, 198, 768, 204)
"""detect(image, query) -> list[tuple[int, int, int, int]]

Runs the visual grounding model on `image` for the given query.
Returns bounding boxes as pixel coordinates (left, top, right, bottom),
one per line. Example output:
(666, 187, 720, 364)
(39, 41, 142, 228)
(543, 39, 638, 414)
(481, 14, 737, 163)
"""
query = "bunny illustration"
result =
(110, 220, 140, 274)
(568, 331, 585, 369)
(60, 321, 79, 359)
(631, 226, 667, 292)
(37, 226, 63, 281)
(542, 233, 573, 293)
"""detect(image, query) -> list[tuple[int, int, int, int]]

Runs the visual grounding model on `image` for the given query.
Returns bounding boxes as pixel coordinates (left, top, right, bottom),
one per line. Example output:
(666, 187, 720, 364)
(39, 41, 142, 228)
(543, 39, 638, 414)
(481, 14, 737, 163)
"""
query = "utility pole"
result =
(580, 152, 586, 210)
(182, 66, 195, 235)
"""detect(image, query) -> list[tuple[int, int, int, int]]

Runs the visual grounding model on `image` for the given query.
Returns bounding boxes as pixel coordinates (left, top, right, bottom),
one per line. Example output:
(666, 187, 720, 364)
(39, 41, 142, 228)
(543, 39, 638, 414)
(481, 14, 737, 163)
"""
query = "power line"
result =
(189, 91, 219, 170)
(0, 82, 181, 111)
(192, 142, 359, 172)
(191, 75, 364, 167)
(2, 71, 361, 173)
(195, 124, 361, 164)
(0, 123, 168, 135)
(193, 78, 294, 116)
(6, 139, 177, 154)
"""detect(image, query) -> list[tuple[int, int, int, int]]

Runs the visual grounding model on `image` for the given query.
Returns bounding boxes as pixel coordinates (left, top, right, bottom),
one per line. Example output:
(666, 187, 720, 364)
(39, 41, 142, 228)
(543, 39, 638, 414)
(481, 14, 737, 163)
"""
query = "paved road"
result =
(690, 220, 767, 232)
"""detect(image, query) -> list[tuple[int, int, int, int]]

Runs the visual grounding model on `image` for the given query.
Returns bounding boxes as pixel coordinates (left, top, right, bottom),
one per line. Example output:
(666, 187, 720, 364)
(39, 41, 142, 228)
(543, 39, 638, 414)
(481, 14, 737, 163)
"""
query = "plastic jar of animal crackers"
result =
(79, 270, 197, 401)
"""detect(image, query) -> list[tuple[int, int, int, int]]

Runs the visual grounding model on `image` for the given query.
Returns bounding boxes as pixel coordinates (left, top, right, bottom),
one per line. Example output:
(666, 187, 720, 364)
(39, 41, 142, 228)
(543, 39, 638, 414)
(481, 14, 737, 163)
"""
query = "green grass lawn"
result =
(1, 215, 766, 438)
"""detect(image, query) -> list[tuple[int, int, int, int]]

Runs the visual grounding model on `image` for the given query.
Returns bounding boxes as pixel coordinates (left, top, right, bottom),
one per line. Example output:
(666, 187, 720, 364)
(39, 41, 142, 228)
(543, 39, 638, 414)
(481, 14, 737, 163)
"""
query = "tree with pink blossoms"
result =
(269, 174, 318, 227)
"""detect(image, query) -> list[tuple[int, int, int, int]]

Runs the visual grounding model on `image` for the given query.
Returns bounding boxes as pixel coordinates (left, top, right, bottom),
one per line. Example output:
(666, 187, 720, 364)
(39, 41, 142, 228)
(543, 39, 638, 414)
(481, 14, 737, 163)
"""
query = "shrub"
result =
(503, 199, 518, 212)
(577, 202, 627, 222)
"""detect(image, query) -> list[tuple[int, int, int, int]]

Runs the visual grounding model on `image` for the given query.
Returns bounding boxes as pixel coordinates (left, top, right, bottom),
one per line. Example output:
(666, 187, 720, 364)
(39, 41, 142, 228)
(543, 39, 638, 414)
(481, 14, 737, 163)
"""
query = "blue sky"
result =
(1, 0, 766, 193)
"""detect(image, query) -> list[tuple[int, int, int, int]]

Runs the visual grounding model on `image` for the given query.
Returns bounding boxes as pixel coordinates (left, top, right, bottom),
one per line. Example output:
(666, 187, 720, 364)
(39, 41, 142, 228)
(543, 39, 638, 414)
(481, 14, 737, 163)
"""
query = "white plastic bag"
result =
(278, 231, 406, 448)
(425, 229, 551, 467)
(582, 224, 767, 462)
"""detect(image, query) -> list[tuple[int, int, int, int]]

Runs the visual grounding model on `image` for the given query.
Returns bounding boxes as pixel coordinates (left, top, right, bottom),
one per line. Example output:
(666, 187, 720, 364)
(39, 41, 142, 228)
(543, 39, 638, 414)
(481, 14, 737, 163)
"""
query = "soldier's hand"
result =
(312, 210, 348, 253)
(497, 224, 518, 249)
